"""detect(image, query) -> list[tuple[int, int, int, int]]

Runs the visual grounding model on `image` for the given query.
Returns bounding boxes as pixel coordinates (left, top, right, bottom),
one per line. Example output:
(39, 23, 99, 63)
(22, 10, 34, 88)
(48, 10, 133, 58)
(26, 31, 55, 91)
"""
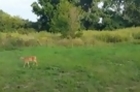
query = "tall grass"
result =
(0, 27, 140, 50)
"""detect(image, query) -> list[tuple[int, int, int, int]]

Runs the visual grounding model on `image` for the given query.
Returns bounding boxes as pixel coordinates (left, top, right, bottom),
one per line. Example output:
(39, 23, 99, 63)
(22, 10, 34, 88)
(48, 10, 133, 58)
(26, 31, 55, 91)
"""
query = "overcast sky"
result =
(0, 0, 37, 21)
(0, 0, 103, 22)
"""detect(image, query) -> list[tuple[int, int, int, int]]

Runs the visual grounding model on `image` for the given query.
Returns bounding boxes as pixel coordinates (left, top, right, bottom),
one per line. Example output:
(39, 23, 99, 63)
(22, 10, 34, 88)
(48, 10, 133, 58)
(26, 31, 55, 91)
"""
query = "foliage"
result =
(30, 0, 140, 32)
(123, 0, 140, 27)
(0, 0, 140, 36)
(50, 0, 83, 38)
(31, 0, 60, 31)
(0, 10, 36, 32)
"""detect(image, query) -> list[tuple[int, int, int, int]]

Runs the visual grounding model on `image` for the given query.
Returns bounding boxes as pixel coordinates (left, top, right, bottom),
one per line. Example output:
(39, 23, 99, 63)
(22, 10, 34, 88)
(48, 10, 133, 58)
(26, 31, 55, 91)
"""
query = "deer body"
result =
(20, 56, 38, 67)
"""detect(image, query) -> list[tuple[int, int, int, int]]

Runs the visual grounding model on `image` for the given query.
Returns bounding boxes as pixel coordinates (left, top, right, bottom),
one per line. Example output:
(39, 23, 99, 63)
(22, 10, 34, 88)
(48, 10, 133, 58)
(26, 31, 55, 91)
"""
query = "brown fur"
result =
(20, 56, 38, 67)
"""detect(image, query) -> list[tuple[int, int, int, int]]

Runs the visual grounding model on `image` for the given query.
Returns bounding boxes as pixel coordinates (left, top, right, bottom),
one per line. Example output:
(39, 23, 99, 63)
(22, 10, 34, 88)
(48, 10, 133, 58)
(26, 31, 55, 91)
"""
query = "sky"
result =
(0, 0, 103, 22)
(0, 0, 37, 22)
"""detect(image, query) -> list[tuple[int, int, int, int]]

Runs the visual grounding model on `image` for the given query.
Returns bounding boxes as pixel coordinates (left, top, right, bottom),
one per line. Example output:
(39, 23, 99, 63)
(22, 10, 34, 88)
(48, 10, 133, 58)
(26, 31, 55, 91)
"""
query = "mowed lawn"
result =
(0, 44, 140, 92)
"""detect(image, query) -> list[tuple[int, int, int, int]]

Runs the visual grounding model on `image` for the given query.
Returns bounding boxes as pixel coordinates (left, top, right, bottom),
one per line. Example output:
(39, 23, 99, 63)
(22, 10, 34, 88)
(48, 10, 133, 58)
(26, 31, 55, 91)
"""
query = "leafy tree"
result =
(31, 0, 60, 31)
(73, 0, 103, 30)
(0, 10, 27, 32)
(97, 0, 125, 30)
(101, 0, 140, 29)
(30, 0, 140, 32)
(50, 0, 83, 38)
(123, 0, 140, 27)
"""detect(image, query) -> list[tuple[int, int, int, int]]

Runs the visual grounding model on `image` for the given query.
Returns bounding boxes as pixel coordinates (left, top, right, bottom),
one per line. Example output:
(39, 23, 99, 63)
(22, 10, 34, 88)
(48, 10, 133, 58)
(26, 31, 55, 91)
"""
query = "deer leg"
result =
(35, 61, 38, 66)
(23, 62, 26, 68)
(34, 60, 38, 66)
(33, 62, 35, 66)
(27, 62, 30, 68)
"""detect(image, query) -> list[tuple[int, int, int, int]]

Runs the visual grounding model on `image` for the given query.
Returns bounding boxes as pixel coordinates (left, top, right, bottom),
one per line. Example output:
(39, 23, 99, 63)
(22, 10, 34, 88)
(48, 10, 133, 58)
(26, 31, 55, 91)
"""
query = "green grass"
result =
(0, 44, 140, 92)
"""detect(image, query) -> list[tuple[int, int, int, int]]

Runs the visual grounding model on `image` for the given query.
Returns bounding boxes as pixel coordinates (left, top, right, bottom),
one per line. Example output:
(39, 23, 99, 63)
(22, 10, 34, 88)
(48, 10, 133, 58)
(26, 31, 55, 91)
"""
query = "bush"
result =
(72, 38, 84, 46)
(132, 32, 140, 39)
(24, 39, 39, 47)
(94, 32, 130, 43)
(56, 39, 71, 47)
(0, 27, 139, 49)
(1, 37, 24, 50)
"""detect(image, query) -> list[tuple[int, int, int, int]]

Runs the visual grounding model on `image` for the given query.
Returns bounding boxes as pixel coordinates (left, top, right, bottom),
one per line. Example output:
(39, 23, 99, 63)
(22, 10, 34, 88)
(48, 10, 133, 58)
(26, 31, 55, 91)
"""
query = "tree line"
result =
(0, 0, 140, 37)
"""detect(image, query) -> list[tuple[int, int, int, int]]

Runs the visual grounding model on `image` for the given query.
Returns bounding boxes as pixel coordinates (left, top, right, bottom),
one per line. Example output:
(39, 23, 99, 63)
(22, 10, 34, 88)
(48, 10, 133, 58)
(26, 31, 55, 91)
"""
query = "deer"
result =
(20, 56, 38, 67)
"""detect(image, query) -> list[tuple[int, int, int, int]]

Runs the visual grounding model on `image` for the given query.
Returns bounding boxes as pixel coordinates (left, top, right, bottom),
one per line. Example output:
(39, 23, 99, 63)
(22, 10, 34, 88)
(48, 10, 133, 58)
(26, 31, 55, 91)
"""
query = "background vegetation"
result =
(0, 0, 140, 42)
(0, 0, 140, 35)
(0, 0, 140, 92)
(0, 27, 139, 50)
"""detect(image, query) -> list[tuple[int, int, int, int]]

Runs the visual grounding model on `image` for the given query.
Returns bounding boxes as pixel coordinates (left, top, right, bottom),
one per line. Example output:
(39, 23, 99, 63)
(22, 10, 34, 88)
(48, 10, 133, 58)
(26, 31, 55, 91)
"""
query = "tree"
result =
(123, 0, 140, 27)
(50, 0, 83, 38)
(74, 0, 103, 30)
(30, 0, 140, 32)
(31, 0, 60, 31)
(0, 10, 28, 32)
(98, 0, 125, 30)
(100, 0, 140, 29)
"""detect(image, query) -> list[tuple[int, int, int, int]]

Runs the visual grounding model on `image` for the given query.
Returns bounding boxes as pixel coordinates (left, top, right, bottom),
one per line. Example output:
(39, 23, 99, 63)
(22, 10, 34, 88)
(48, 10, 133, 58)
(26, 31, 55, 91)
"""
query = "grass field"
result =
(0, 44, 140, 92)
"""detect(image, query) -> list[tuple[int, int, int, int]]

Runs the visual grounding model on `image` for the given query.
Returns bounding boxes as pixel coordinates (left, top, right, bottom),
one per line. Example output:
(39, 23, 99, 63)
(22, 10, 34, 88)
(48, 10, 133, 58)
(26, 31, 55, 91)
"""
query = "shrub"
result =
(0, 27, 139, 49)
(72, 38, 84, 46)
(132, 32, 140, 39)
(94, 33, 130, 43)
(1, 37, 24, 50)
(24, 39, 39, 47)
(56, 39, 71, 47)
(132, 40, 140, 44)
